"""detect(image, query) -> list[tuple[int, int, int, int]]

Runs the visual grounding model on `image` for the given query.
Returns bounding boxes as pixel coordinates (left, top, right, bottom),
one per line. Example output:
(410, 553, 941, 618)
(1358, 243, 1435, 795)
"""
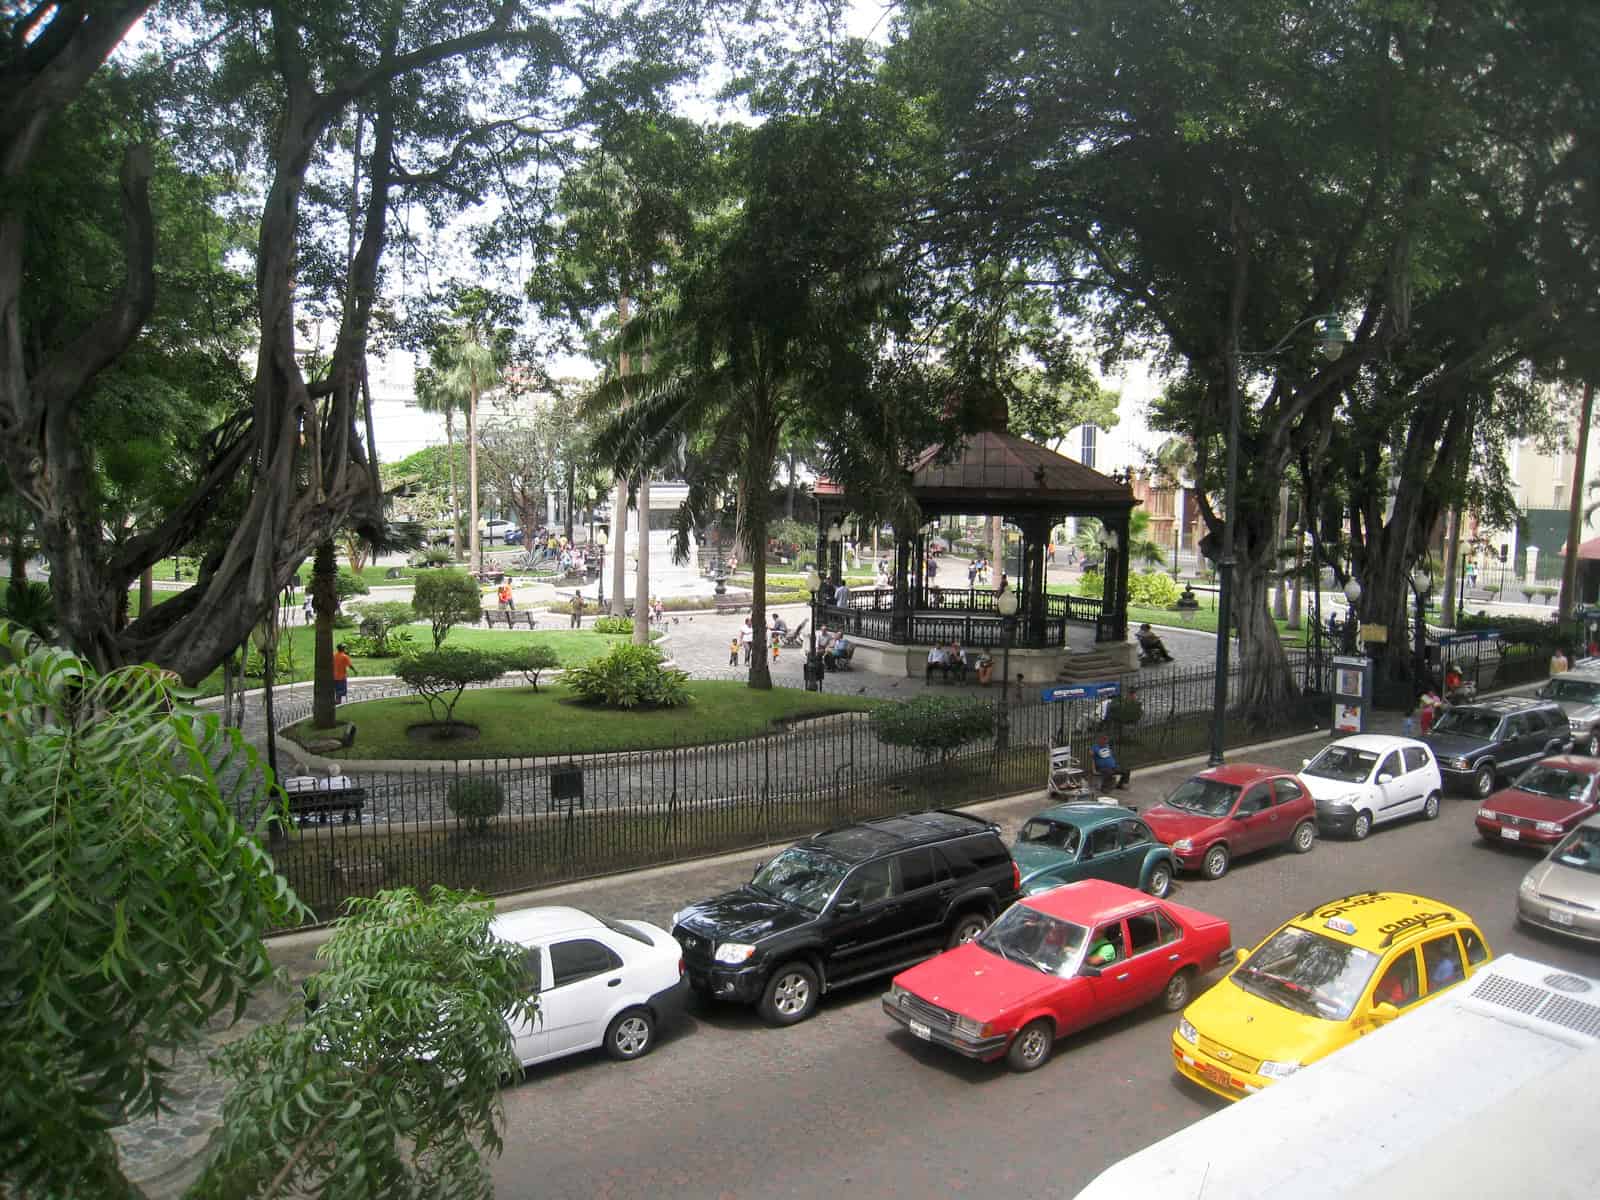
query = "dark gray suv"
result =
(1423, 697, 1572, 797)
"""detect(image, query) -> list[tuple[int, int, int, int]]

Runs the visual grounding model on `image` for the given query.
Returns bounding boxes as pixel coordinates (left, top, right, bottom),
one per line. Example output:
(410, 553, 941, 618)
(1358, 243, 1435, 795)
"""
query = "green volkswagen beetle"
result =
(1012, 804, 1177, 899)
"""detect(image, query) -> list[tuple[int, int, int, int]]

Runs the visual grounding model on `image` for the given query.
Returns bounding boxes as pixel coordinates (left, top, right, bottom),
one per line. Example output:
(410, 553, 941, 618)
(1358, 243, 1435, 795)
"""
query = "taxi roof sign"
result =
(1324, 916, 1358, 936)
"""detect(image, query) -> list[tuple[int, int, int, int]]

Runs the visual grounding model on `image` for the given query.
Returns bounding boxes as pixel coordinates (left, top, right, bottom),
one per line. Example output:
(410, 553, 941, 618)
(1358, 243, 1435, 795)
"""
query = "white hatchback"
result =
(493, 906, 687, 1068)
(1298, 734, 1444, 840)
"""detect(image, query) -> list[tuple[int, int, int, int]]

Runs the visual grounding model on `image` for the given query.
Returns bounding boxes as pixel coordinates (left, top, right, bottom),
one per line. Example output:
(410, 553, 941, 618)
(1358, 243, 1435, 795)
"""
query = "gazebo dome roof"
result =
(903, 430, 1136, 518)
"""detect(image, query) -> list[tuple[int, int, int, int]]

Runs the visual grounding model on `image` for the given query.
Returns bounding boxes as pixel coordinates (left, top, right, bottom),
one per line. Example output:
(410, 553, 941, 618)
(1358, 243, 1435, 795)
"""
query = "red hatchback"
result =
(1141, 764, 1318, 880)
(882, 880, 1233, 1071)
(1476, 755, 1600, 849)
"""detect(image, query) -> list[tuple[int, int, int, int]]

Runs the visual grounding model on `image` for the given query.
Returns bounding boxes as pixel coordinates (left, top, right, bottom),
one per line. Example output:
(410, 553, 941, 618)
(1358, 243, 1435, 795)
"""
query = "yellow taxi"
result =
(1171, 890, 1490, 1100)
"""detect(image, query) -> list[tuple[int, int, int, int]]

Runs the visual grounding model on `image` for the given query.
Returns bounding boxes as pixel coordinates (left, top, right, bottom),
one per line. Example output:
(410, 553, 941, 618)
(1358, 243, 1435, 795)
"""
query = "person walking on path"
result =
(729, 635, 740, 666)
(740, 616, 756, 665)
(569, 591, 585, 629)
(332, 643, 354, 704)
(497, 582, 514, 612)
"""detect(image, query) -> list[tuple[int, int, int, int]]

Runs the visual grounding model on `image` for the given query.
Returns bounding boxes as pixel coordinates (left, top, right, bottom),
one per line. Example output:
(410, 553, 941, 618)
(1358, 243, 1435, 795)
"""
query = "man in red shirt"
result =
(333, 643, 354, 703)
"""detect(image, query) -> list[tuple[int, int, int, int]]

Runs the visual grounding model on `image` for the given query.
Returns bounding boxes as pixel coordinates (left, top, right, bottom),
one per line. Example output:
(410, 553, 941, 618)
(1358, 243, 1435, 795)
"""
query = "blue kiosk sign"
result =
(1041, 681, 1121, 704)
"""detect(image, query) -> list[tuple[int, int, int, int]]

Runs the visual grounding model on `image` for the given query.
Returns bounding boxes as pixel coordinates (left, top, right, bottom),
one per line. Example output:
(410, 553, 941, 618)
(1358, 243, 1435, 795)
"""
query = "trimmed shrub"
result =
(1456, 612, 1559, 649)
(446, 777, 506, 834)
(1074, 569, 1105, 598)
(498, 644, 560, 692)
(870, 695, 994, 761)
(565, 643, 690, 710)
(1128, 571, 1180, 608)
(335, 569, 370, 601)
(412, 570, 483, 649)
(394, 648, 504, 724)
(592, 615, 634, 635)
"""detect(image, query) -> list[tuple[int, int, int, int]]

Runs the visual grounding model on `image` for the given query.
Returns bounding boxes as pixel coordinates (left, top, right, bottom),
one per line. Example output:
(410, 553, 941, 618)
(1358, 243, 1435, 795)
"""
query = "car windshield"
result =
(1303, 746, 1380, 784)
(1545, 678, 1600, 704)
(1431, 710, 1500, 739)
(1164, 776, 1241, 817)
(976, 905, 1088, 977)
(748, 848, 850, 914)
(1512, 764, 1594, 803)
(1018, 819, 1081, 854)
(1229, 926, 1379, 1021)
(1552, 827, 1600, 875)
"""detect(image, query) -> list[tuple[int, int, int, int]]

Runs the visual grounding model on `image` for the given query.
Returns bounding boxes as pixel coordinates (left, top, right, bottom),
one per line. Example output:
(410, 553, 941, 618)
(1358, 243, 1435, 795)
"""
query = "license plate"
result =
(1549, 909, 1575, 926)
(1200, 1062, 1231, 1086)
(909, 1020, 932, 1041)
(1500, 828, 1521, 841)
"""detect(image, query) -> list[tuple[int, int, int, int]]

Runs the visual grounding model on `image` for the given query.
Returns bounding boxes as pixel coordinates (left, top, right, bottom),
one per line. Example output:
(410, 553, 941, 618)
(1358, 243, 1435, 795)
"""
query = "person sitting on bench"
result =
(926, 643, 949, 681)
(946, 640, 967, 682)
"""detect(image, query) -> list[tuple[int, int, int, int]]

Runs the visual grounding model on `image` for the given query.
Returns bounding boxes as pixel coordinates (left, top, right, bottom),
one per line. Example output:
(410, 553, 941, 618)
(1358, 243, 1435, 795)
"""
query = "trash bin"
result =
(549, 765, 584, 812)
(803, 658, 824, 692)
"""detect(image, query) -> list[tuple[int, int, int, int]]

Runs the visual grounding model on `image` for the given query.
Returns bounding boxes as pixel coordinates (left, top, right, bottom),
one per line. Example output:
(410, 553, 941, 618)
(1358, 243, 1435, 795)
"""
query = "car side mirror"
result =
(1372, 1001, 1401, 1024)
(1377, 773, 1394, 785)
(835, 898, 860, 915)
(1300, 758, 1311, 768)
(751, 861, 766, 879)
(1079, 964, 1102, 978)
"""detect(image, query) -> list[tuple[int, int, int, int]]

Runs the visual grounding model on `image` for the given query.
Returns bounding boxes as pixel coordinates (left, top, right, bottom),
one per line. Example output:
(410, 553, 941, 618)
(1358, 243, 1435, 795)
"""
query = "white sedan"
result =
(1298, 734, 1444, 840)
(494, 906, 687, 1067)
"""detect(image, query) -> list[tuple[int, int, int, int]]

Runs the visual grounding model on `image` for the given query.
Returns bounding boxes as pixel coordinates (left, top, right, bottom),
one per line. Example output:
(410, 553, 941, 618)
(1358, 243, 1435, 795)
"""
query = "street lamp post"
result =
(1342, 577, 1362, 655)
(1410, 563, 1434, 689)
(996, 586, 1019, 751)
(595, 527, 609, 611)
(804, 566, 823, 692)
(1209, 313, 1349, 767)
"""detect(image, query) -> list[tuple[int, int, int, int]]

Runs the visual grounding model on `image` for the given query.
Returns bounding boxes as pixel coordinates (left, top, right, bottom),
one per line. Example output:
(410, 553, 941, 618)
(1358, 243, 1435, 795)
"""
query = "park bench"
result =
(507, 610, 540, 630)
(277, 775, 366, 829)
(926, 651, 973, 684)
(715, 595, 749, 615)
(472, 569, 506, 586)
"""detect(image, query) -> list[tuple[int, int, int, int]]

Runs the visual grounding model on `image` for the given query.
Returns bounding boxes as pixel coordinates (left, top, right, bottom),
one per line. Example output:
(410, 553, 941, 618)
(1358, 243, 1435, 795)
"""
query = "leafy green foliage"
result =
(1128, 572, 1180, 608)
(412, 570, 484, 650)
(565, 643, 690, 710)
(1073, 569, 1104, 598)
(335, 569, 371, 601)
(0, 578, 55, 640)
(394, 649, 505, 725)
(592, 615, 634, 635)
(0, 622, 304, 1197)
(355, 601, 419, 656)
(1104, 696, 1144, 727)
(869, 695, 995, 761)
(195, 888, 533, 1200)
(446, 779, 508, 834)
(497, 643, 561, 692)
(1456, 613, 1560, 650)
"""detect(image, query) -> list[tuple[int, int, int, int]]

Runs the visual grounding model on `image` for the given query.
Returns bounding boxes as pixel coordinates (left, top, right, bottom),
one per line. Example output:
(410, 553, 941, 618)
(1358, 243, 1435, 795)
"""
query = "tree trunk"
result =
(468, 386, 482, 575)
(445, 408, 462, 559)
(1439, 504, 1462, 628)
(609, 477, 628, 616)
(311, 540, 338, 729)
(1288, 519, 1303, 630)
(747, 504, 772, 690)
(6, 516, 27, 587)
(1232, 548, 1299, 716)
(139, 565, 153, 616)
(1272, 484, 1289, 620)
(1559, 382, 1594, 624)
(634, 475, 651, 644)
(564, 460, 576, 541)
(785, 451, 797, 519)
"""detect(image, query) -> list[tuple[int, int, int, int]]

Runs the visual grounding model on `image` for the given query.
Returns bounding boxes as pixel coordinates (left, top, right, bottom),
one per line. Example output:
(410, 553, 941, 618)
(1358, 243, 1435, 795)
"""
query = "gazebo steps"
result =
(1057, 649, 1132, 682)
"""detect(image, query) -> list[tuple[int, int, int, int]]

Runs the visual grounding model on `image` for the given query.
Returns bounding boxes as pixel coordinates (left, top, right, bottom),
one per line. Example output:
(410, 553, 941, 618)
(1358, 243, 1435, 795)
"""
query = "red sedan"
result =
(1141, 764, 1319, 880)
(881, 880, 1233, 1071)
(1476, 755, 1600, 849)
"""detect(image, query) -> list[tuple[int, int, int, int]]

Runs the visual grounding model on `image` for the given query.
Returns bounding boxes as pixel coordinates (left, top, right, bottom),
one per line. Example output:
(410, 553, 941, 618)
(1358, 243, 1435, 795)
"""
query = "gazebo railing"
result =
(823, 587, 1102, 649)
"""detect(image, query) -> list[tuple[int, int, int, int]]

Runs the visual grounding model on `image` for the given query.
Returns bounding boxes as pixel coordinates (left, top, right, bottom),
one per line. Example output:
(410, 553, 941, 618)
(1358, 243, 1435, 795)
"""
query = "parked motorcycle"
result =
(1138, 641, 1174, 667)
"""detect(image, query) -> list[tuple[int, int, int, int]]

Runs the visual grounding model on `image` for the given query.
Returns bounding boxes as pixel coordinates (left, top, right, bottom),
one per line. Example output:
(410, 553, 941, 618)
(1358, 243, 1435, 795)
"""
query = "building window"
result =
(1079, 426, 1097, 470)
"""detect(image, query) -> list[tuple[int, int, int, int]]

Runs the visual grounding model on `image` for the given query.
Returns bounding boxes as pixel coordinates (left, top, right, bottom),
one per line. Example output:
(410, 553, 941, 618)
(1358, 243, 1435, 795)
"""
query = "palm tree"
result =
(414, 367, 464, 559)
(438, 331, 501, 575)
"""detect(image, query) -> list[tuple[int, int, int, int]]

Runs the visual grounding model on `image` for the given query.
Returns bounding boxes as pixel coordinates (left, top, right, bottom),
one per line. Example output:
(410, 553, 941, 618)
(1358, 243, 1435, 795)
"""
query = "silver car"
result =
(1537, 671, 1600, 757)
(1516, 816, 1600, 943)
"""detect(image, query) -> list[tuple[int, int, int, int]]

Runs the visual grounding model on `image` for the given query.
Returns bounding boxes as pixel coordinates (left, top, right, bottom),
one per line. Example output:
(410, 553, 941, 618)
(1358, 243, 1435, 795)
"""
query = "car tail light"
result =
(1012, 860, 1021, 892)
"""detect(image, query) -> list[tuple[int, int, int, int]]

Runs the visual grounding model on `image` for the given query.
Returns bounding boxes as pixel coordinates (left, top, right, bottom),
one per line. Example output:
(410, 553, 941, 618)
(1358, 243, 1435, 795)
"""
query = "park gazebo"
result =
(813, 429, 1139, 682)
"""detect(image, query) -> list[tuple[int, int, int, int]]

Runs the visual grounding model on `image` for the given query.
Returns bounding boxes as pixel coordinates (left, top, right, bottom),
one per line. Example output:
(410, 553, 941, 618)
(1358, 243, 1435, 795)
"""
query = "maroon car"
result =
(1141, 764, 1318, 880)
(1475, 755, 1600, 849)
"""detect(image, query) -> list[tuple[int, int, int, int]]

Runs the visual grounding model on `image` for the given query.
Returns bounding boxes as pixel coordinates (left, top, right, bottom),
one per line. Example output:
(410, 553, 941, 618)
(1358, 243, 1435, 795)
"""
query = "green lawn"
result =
(292, 680, 882, 759)
(206, 626, 631, 699)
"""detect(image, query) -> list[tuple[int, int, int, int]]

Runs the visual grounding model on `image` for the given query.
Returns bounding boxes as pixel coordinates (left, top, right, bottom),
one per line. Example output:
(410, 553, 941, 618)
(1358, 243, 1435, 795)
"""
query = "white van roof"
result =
(1075, 954, 1600, 1200)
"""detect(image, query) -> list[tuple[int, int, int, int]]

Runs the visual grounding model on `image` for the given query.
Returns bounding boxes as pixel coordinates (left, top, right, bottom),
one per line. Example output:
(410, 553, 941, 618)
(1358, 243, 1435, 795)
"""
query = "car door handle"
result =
(607, 978, 621, 987)
(1115, 973, 1130, 981)
(1168, 953, 1180, 962)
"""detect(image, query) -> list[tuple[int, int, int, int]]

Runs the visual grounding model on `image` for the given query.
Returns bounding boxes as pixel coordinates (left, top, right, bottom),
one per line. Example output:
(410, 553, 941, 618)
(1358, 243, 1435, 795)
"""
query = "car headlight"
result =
(1477, 808, 1496, 821)
(1257, 1059, 1301, 1079)
(1519, 875, 1538, 896)
(1331, 794, 1361, 808)
(1537, 821, 1562, 834)
(953, 1015, 986, 1039)
(1173, 838, 1193, 852)
(1177, 1019, 1198, 1045)
(1451, 757, 1472, 770)
(714, 942, 756, 965)
(887, 984, 907, 1006)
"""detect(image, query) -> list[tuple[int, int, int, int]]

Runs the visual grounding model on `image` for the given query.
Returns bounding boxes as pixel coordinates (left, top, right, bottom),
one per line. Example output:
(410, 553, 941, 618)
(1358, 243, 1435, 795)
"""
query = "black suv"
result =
(671, 810, 1019, 1026)
(1423, 696, 1571, 797)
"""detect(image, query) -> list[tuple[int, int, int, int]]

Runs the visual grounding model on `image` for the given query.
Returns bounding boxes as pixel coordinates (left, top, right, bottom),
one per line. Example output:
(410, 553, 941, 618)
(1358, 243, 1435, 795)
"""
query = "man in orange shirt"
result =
(333, 643, 354, 703)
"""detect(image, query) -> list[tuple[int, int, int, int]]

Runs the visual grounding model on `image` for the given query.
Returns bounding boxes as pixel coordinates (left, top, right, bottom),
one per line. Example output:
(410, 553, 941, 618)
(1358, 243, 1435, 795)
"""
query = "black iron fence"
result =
(248, 650, 1327, 928)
